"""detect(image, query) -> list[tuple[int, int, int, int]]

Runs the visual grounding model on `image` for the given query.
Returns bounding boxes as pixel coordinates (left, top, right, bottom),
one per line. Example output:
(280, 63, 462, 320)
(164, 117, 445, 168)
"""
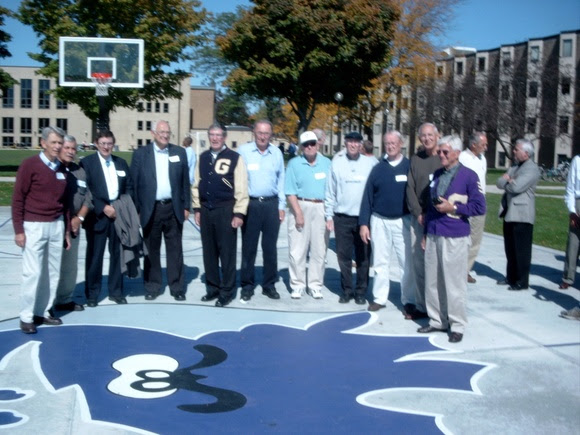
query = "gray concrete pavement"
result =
(0, 205, 578, 433)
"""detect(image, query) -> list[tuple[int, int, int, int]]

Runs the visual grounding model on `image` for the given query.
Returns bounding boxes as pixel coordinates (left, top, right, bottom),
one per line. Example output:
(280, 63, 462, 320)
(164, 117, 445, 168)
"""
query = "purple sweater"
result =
(12, 155, 69, 234)
(424, 164, 486, 238)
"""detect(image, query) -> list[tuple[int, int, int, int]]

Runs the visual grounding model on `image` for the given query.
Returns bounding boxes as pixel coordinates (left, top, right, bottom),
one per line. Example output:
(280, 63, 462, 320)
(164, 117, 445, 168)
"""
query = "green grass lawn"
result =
(485, 193, 568, 251)
(0, 149, 133, 176)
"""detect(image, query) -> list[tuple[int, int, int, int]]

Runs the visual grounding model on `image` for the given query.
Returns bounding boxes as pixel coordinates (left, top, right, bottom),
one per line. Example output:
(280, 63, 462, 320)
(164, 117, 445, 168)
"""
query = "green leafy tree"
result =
(218, 0, 397, 136)
(215, 89, 252, 126)
(0, 6, 17, 95)
(18, 0, 206, 127)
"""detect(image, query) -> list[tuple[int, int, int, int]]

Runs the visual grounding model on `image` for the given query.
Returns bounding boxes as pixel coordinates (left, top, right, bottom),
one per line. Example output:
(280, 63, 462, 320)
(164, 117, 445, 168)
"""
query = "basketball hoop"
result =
(90, 72, 112, 96)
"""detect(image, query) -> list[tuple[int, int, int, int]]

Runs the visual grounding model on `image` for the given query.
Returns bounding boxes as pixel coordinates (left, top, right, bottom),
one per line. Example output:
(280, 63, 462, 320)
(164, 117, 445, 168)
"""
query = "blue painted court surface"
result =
(0, 206, 578, 434)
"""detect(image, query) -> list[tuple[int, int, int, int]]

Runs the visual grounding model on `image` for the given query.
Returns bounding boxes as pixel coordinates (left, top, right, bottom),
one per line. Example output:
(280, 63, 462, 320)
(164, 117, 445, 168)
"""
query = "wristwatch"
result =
(77, 215, 85, 222)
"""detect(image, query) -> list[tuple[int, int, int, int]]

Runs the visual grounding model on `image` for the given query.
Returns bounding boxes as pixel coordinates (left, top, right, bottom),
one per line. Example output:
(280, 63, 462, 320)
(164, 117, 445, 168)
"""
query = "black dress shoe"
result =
(54, 301, 85, 312)
(20, 321, 37, 334)
(496, 279, 510, 285)
(262, 288, 280, 299)
(34, 315, 62, 326)
(338, 294, 351, 304)
(508, 284, 529, 291)
(215, 298, 232, 307)
(145, 294, 157, 301)
(108, 296, 128, 304)
(86, 300, 98, 308)
(173, 293, 186, 301)
(367, 302, 386, 312)
(240, 292, 252, 302)
(449, 332, 463, 343)
(201, 294, 219, 302)
(354, 295, 366, 305)
(417, 325, 446, 333)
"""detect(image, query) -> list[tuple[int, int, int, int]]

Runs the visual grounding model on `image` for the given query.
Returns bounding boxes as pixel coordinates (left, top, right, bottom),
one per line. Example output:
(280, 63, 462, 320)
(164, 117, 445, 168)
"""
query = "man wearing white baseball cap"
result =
(285, 131, 332, 299)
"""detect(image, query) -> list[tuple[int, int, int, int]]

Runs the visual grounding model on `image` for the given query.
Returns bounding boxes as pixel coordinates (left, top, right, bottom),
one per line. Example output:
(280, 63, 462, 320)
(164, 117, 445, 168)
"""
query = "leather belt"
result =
(298, 197, 323, 203)
(156, 198, 172, 205)
(250, 195, 277, 202)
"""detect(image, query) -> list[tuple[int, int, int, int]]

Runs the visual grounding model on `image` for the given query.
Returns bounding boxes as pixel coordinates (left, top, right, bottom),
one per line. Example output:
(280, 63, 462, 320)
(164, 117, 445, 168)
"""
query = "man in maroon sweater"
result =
(12, 126, 70, 334)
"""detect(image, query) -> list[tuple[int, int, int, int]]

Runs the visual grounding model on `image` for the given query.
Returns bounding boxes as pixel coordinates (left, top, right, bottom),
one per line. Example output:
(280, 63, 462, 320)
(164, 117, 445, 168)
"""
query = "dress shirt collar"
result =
(39, 151, 60, 171)
(154, 142, 169, 154)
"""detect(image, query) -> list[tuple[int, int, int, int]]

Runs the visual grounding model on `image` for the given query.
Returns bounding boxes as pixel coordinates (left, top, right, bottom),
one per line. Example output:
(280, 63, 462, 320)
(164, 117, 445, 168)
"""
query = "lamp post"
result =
(334, 92, 343, 152)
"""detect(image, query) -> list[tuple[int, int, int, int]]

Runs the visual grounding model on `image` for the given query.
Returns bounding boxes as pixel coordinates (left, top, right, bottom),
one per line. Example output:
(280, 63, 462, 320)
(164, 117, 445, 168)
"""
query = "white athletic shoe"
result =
(290, 289, 303, 299)
(309, 288, 323, 299)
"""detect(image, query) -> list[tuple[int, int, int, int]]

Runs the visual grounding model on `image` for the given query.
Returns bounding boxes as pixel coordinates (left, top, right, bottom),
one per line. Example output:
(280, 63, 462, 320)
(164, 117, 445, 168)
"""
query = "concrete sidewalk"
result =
(0, 205, 578, 433)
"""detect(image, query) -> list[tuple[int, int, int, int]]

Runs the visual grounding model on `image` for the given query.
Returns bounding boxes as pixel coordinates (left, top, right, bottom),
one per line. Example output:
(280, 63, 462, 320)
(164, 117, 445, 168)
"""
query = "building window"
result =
(498, 152, 506, 167)
(2, 137, 14, 147)
(530, 46, 540, 63)
(21, 118, 32, 134)
(527, 117, 536, 134)
(437, 65, 444, 76)
(560, 116, 569, 134)
(402, 122, 410, 136)
(38, 118, 50, 132)
(478, 57, 486, 72)
(146, 102, 152, 113)
(529, 81, 538, 98)
(38, 79, 50, 109)
(56, 99, 68, 109)
(502, 51, 511, 68)
(137, 121, 143, 131)
(2, 87, 14, 108)
(561, 76, 571, 95)
(155, 102, 161, 113)
(137, 102, 144, 112)
(163, 103, 169, 113)
(56, 118, 68, 132)
(501, 84, 510, 100)
(562, 39, 573, 57)
(146, 121, 152, 131)
(389, 100, 395, 109)
(231, 141, 237, 148)
(20, 79, 32, 108)
(418, 95, 425, 108)
(2, 117, 14, 133)
(20, 137, 32, 148)
(402, 98, 409, 109)
(456, 61, 463, 75)
(137, 139, 143, 147)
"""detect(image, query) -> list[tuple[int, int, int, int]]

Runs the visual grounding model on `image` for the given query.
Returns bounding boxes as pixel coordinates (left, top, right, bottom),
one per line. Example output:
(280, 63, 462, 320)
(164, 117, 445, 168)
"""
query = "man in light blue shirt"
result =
(325, 131, 377, 304)
(238, 120, 285, 302)
(561, 154, 580, 289)
(285, 131, 332, 299)
(182, 136, 197, 187)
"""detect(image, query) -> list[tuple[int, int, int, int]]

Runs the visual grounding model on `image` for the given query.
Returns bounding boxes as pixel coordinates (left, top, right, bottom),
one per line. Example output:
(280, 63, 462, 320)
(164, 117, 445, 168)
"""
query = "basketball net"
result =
(90, 72, 112, 96)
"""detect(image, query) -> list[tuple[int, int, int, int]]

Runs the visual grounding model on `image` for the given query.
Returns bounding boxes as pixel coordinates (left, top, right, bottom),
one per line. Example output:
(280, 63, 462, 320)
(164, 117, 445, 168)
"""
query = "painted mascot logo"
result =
(0, 313, 487, 433)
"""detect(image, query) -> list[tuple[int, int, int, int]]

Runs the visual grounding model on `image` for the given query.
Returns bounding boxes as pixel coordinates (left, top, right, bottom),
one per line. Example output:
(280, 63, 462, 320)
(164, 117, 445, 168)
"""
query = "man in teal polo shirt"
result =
(285, 131, 332, 299)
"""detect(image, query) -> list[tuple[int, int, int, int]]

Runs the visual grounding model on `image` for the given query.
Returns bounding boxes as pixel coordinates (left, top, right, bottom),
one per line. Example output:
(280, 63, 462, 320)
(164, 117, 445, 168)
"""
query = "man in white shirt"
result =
(458, 132, 488, 283)
(560, 154, 580, 289)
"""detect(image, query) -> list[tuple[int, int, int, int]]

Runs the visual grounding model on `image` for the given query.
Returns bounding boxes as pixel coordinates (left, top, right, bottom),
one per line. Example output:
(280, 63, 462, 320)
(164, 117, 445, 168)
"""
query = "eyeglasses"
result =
(302, 142, 317, 148)
(255, 131, 271, 137)
(155, 130, 171, 136)
(98, 142, 114, 147)
(437, 149, 450, 156)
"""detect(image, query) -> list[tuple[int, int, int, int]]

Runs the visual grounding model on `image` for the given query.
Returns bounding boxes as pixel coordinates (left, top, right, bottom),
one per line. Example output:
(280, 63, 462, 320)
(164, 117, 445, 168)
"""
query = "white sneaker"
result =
(309, 288, 323, 299)
(290, 289, 303, 299)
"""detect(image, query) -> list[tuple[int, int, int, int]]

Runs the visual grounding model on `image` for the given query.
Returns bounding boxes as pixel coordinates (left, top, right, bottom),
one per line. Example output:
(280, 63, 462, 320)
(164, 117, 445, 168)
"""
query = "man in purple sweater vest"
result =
(12, 126, 70, 334)
(418, 135, 486, 343)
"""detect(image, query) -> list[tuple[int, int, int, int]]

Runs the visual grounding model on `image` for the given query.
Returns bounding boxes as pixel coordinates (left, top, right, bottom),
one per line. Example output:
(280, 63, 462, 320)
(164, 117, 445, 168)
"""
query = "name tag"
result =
(429, 173, 434, 181)
(314, 172, 326, 180)
(247, 163, 260, 171)
(169, 155, 180, 163)
(77, 179, 87, 188)
(116, 170, 126, 177)
(56, 172, 65, 180)
(395, 174, 407, 182)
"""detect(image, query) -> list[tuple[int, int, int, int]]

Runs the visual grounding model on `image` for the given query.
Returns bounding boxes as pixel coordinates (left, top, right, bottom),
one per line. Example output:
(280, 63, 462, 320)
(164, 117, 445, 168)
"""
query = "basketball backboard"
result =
(59, 37, 144, 88)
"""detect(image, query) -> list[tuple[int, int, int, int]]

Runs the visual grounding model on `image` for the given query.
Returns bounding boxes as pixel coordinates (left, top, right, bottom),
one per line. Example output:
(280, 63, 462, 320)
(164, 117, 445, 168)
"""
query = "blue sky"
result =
(2, 0, 580, 84)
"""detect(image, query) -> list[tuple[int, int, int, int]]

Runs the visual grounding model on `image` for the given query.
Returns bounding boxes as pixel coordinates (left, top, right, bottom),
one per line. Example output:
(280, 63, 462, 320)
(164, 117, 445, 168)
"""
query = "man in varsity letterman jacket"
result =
(192, 123, 249, 307)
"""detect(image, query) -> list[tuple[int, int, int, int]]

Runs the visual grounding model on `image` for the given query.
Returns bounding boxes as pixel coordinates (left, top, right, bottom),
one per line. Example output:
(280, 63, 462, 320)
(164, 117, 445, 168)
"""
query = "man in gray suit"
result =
(496, 139, 540, 291)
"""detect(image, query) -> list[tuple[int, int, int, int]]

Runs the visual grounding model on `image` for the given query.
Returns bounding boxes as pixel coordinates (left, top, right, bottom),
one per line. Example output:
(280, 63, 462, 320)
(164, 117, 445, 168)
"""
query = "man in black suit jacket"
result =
(81, 130, 134, 307)
(131, 120, 191, 301)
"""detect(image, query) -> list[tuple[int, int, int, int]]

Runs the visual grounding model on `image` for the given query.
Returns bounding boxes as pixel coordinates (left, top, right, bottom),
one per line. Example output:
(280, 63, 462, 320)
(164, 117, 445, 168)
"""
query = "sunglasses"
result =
(302, 141, 317, 148)
(437, 149, 450, 156)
